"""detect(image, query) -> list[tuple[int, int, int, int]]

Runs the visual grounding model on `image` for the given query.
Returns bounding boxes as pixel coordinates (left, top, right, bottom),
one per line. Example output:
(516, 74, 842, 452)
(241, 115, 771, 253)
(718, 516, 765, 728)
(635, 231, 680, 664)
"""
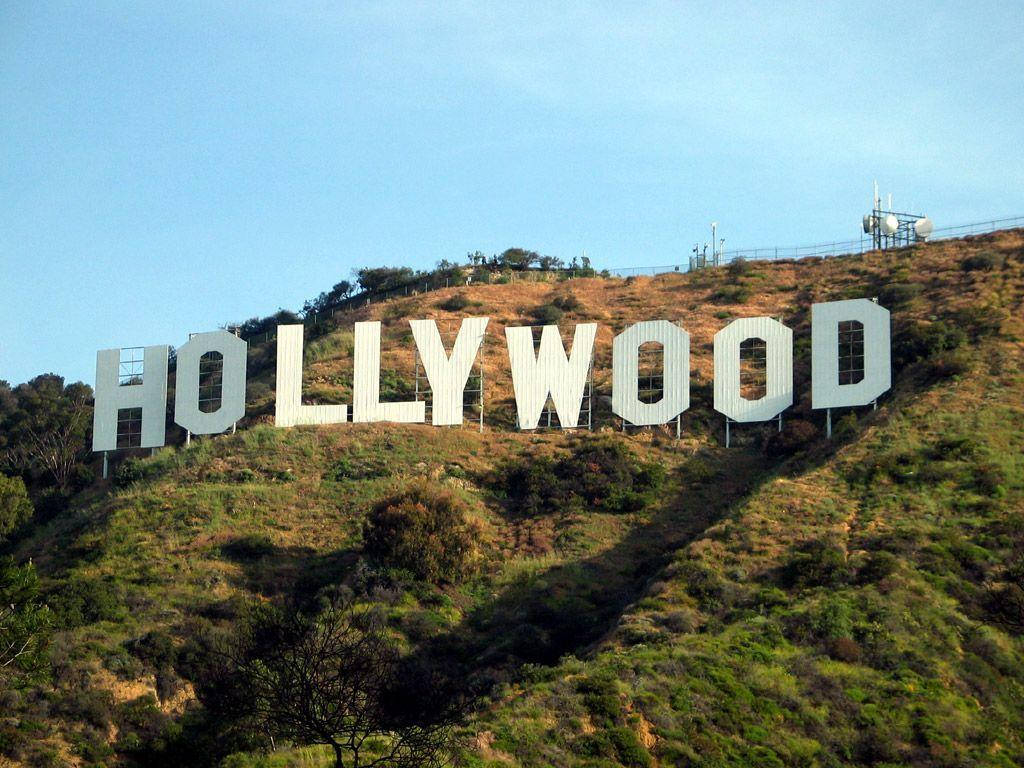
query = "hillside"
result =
(2, 230, 1024, 768)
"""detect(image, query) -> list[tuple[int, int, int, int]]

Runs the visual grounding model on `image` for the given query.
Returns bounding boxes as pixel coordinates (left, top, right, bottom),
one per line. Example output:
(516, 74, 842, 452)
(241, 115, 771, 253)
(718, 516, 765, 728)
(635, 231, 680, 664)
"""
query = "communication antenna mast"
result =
(687, 223, 726, 271)
(862, 182, 933, 250)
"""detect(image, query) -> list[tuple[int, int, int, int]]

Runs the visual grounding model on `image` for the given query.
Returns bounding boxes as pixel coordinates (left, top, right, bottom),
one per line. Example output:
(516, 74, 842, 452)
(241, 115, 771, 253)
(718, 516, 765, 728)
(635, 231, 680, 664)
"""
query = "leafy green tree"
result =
(0, 474, 33, 542)
(0, 375, 92, 492)
(303, 280, 355, 315)
(195, 592, 463, 768)
(354, 266, 416, 294)
(497, 248, 539, 270)
(0, 557, 51, 684)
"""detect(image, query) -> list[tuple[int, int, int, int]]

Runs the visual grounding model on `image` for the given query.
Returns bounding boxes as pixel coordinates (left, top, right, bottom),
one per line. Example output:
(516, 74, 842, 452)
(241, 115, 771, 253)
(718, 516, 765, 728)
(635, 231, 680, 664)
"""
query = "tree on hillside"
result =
(537, 254, 565, 271)
(363, 481, 480, 584)
(0, 474, 33, 543)
(497, 248, 539, 271)
(195, 591, 464, 768)
(0, 375, 92, 493)
(303, 280, 355, 316)
(354, 267, 417, 294)
(0, 557, 51, 685)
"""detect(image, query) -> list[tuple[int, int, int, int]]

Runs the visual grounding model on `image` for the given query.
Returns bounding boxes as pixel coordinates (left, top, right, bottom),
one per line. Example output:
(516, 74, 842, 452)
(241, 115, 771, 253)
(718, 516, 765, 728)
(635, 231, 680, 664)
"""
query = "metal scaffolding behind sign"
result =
(413, 320, 486, 432)
(620, 339, 682, 438)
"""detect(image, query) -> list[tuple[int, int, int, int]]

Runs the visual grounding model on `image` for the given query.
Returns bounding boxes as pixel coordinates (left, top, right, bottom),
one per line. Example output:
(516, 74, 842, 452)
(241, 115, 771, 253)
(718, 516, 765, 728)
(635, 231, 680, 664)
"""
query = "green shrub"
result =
(54, 687, 115, 729)
(497, 439, 664, 517)
(952, 304, 1004, 339)
(856, 551, 899, 584)
(786, 595, 854, 644)
(114, 458, 145, 488)
(125, 630, 177, 671)
(437, 293, 471, 312)
(0, 474, 33, 542)
(877, 282, 923, 307)
(984, 556, 1024, 635)
(532, 303, 564, 324)
(923, 349, 971, 380)
(363, 481, 479, 583)
(893, 320, 966, 369)
(676, 559, 730, 611)
(50, 574, 126, 628)
(832, 411, 859, 442)
(577, 672, 622, 726)
(712, 284, 752, 304)
(727, 256, 752, 279)
(961, 251, 1006, 271)
(781, 539, 850, 589)
(551, 293, 582, 312)
(501, 456, 562, 517)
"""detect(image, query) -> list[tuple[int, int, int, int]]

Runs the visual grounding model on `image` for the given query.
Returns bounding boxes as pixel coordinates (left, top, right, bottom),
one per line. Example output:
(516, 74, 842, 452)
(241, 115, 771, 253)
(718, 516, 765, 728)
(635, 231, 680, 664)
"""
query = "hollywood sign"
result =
(91, 298, 890, 452)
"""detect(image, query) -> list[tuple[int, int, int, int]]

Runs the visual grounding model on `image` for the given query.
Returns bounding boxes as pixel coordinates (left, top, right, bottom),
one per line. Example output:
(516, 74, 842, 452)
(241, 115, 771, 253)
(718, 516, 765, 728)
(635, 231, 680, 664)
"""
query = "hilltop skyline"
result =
(3, 1, 1023, 385)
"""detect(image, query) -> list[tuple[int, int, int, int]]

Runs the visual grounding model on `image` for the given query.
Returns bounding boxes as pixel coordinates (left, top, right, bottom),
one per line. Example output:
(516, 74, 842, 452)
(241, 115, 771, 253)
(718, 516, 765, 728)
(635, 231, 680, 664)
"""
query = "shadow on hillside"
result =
(220, 540, 360, 600)
(405, 391, 912, 700)
(408, 449, 774, 692)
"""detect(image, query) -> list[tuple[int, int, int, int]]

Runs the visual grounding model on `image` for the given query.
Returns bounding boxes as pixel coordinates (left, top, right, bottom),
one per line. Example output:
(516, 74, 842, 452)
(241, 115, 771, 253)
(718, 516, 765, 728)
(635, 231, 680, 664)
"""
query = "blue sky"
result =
(2, 1, 1022, 386)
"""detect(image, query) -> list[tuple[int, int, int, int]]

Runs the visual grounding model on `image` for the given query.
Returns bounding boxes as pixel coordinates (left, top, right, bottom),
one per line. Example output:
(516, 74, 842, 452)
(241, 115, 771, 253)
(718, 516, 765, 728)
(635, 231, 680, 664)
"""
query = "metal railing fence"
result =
(236, 214, 1024, 345)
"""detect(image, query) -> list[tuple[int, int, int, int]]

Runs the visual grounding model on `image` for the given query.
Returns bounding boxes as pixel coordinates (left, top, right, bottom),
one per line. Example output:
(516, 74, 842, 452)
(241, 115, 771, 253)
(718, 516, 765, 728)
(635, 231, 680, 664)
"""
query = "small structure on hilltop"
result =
(863, 181, 933, 250)
(690, 221, 726, 270)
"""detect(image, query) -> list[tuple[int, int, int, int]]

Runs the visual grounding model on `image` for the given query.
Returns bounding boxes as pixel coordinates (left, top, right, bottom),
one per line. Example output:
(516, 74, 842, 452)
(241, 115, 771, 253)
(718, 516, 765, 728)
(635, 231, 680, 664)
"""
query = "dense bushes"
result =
(49, 574, 126, 628)
(572, 673, 651, 767)
(532, 303, 564, 325)
(437, 293, 471, 311)
(894, 320, 966, 369)
(727, 256, 752, 279)
(845, 432, 1006, 497)
(961, 251, 1006, 271)
(362, 481, 480, 583)
(496, 438, 665, 518)
(877, 281, 923, 307)
(764, 419, 818, 458)
(0, 474, 33, 542)
(114, 458, 145, 488)
(550, 293, 582, 313)
(781, 539, 850, 589)
(712, 284, 752, 304)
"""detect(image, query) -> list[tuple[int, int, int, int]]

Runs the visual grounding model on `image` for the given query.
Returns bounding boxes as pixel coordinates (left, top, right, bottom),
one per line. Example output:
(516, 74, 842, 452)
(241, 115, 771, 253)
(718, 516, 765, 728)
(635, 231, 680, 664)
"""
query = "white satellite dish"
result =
(862, 214, 874, 233)
(881, 214, 900, 235)
(914, 217, 934, 240)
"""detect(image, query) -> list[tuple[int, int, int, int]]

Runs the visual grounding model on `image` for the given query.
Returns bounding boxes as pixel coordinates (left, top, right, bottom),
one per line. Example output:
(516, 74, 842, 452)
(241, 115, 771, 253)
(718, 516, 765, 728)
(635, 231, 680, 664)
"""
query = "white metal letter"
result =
(174, 330, 247, 435)
(612, 320, 690, 426)
(275, 325, 348, 426)
(92, 345, 169, 451)
(409, 317, 489, 426)
(713, 317, 793, 423)
(506, 323, 597, 430)
(352, 321, 425, 423)
(811, 299, 891, 409)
